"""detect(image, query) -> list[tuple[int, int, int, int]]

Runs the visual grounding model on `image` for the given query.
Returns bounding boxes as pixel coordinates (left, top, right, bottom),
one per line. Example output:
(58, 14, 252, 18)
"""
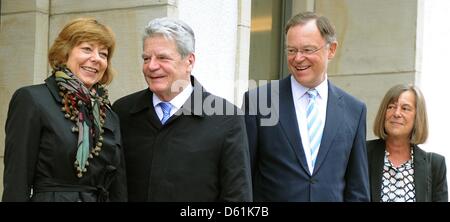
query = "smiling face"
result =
(66, 42, 108, 88)
(141, 35, 194, 101)
(384, 90, 417, 139)
(286, 20, 337, 88)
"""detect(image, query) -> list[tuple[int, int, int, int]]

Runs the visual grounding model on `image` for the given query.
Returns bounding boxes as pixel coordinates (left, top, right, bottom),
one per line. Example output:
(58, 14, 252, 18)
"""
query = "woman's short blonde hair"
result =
(48, 17, 116, 85)
(373, 84, 428, 144)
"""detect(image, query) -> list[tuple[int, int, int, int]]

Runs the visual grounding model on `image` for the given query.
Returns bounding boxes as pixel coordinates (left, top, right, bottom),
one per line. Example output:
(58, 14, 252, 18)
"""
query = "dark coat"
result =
(2, 75, 127, 202)
(112, 76, 252, 201)
(367, 138, 448, 202)
(243, 75, 370, 201)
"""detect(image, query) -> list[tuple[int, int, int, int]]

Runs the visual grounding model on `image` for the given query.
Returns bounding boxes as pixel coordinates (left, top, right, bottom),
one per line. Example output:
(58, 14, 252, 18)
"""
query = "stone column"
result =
(315, 0, 418, 139)
(235, 0, 251, 106)
(417, 0, 450, 193)
(0, 0, 178, 198)
(49, 0, 178, 102)
(0, 0, 50, 195)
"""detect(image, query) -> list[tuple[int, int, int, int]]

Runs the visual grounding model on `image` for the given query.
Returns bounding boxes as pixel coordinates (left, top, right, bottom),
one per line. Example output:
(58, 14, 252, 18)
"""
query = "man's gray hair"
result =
(143, 17, 195, 58)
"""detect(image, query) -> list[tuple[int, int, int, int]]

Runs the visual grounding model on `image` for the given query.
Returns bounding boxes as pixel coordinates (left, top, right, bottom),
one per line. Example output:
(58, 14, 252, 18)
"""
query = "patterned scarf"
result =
(54, 65, 110, 178)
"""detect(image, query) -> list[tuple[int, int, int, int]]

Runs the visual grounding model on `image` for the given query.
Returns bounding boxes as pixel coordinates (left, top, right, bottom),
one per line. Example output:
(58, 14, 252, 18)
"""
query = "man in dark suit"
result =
(113, 17, 252, 201)
(243, 11, 369, 201)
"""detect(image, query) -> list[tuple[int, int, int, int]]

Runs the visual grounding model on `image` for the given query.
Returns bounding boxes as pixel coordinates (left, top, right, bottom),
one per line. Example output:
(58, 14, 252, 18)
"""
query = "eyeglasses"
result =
(286, 44, 327, 57)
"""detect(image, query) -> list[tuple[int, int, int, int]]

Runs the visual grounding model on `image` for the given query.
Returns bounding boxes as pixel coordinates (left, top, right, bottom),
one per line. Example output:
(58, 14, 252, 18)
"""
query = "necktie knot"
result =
(159, 102, 172, 124)
(307, 89, 318, 99)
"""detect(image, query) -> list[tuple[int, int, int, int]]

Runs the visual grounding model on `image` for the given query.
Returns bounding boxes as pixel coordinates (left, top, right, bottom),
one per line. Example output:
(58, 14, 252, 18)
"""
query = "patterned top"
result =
(380, 148, 415, 202)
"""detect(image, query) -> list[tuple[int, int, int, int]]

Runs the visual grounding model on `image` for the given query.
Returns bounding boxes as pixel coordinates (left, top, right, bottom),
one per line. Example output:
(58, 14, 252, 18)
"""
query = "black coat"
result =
(2, 75, 127, 202)
(112, 76, 252, 201)
(367, 139, 448, 202)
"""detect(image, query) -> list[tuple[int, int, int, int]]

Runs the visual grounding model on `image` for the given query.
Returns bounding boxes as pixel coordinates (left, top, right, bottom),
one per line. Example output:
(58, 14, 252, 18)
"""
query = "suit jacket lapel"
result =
(413, 145, 427, 202)
(278, 76, 309, 174)
(370, 139, 385, 202)
(370, 141, 428, 202)
(312, 81, 343, 174)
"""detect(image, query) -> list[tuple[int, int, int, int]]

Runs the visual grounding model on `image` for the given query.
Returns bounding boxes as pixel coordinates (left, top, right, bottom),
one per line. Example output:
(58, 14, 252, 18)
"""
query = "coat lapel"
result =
(173, 76, 205, 120)
(45, 75, 62, 103)
(312, 81, 343, 174)
(369, 139, 386, 202)
(129, 89, 162, 129)
(413, 145, 427, 202)
(278, 76, 309, 174)
(139, 76, 205, 128)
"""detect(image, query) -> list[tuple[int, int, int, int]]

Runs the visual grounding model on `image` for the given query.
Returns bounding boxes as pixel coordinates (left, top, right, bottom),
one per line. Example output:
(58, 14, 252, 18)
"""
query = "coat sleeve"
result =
(2, 88, 41, 201)
(219, 114, 253, 202)
(344, 103, 370, 201)
(108, 147, 128, 201)
(242, 91, 258, 177)
(107, 111, 128, 202)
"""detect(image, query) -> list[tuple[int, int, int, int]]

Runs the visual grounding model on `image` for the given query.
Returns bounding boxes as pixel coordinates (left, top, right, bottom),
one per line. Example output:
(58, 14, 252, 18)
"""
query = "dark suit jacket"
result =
(243, 75, 369, 201)
(112, 76, 252, 201)
(2, 75, 127, 202)
(367, 139, 448, 202)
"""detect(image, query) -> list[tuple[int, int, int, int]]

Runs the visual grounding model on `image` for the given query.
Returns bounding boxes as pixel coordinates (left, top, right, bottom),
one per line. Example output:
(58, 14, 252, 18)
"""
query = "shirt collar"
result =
(291, 74, 328, 100)
(152, 83, 194, 109)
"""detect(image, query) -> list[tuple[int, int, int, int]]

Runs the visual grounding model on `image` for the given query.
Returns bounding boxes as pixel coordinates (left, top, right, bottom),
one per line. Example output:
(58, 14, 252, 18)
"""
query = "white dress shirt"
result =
(291, 75, 328, 174)
(153, 83, 194, 122)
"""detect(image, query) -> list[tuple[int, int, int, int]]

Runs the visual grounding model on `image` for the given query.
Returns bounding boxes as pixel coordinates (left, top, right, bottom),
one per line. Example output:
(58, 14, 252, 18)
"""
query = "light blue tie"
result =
(159, 102, 172, 125)
(306, 89, 323, 168)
